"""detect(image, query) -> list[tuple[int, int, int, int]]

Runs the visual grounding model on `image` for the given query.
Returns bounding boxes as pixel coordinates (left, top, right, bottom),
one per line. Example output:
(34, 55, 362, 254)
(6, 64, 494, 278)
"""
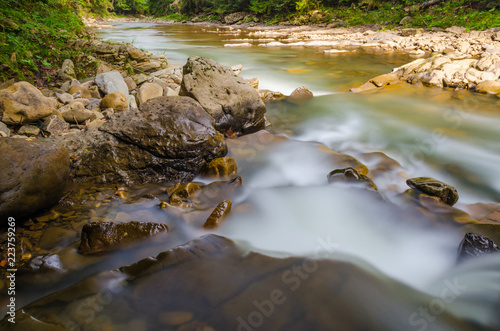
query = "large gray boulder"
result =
(179, 56, 266, 134)
(94, 71, 129, 96)
(0, 139, 70, 223)
(61, 96, 227, 185)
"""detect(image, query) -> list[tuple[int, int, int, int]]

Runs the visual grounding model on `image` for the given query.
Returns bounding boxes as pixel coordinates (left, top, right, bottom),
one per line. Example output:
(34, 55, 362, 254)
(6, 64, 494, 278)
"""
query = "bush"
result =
(0, 0, 88, 81)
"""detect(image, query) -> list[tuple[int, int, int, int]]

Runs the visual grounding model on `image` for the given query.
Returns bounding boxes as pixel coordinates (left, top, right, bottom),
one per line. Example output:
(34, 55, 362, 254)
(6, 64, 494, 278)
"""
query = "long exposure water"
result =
(3, 22, 498, 330)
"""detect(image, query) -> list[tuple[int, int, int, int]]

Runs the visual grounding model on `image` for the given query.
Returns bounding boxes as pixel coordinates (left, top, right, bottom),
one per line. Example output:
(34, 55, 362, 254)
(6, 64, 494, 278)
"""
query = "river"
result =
(97, 22, 500, 330)
(2, 22, 499, 330)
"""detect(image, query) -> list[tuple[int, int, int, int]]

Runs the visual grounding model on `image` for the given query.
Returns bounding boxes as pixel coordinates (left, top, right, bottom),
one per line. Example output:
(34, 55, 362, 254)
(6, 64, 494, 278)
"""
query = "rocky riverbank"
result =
(87, 17, 500, 95)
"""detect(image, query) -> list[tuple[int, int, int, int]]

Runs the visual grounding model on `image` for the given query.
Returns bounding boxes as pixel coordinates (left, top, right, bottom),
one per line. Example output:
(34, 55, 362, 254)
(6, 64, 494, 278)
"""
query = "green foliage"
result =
(149, 0, 176, 16)
(249, 0, 295, 16)
(114, 0, 149, 14)
(296, 0, 322, 13)
(0, 0, 88, 81)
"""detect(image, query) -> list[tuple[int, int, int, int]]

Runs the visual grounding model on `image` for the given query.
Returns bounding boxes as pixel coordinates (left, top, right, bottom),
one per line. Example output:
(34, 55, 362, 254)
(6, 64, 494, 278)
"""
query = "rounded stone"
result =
(100, 92, 128, 112)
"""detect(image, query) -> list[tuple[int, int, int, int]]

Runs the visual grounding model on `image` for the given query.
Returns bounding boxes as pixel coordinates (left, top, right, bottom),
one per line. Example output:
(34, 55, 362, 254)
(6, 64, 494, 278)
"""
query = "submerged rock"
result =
(0, 139, 69, 223)
(78, 221, 168, 254)
(179, 56, 267, 134)
(327, 167, 377, 190)
(457, 232, 500, 262)
(61, 96, 227, 184)
(287, 86, 313, 104)
(18, 254, 66, 285)
(2, 235, 480, 331)
(406, 177, 459, 206)
(201, 156, 237, 178)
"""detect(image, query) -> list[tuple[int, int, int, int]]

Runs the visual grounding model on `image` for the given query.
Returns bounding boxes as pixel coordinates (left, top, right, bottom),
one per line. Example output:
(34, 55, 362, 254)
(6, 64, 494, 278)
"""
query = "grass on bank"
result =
(0, 0, 90, 81)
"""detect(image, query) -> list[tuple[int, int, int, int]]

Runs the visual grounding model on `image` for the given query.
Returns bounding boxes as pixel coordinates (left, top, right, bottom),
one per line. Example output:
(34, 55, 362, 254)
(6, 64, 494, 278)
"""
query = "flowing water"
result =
(96, 22, 500, 329)
(4, 22, 500, 329)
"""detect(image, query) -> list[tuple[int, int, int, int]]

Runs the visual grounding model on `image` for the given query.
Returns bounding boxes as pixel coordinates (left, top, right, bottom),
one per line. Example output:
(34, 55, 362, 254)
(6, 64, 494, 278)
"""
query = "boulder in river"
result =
(179, 56, 267, 134)
(0, 139, 70, 223)
(78, 221, 168, 254)
(0, 81, 57, 124)
(406, 177, 459, 206)
(60, 96, 227, 184)
(287, 86, 314, 104)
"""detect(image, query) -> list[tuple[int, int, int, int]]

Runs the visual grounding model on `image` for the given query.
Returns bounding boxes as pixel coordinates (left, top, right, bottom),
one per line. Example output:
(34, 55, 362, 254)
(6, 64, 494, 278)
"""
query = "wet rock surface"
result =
(0, 139, 70, 222)
(457, 232, 500, 262)
(202, 199, 232, 229)
(60, 96, 227, 184)
(0, 235, 479, 331)
(180, 56, 267, 134)
(287, 86, 314, 104)
(406, 177, 459, 206)
(327, 167, 377, 190)
(201, 156, 238, 178)
(78, 221, 168, 254)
